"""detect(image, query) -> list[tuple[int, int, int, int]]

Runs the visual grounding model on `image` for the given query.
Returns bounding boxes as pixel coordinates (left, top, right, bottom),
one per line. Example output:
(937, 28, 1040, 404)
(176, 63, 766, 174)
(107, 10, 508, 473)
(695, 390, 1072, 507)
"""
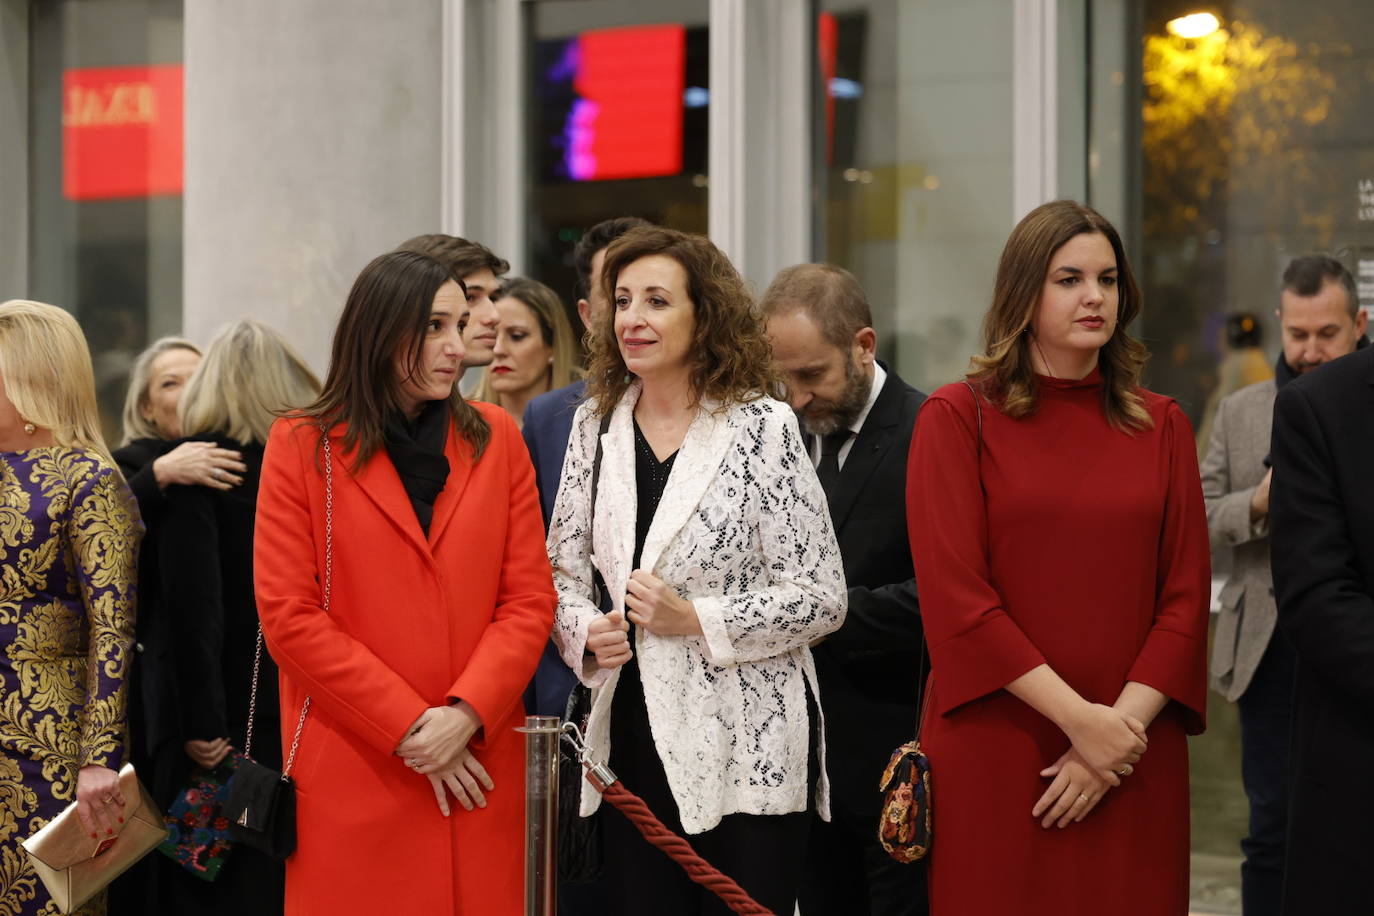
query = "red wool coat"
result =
(254, 404, 556, 916)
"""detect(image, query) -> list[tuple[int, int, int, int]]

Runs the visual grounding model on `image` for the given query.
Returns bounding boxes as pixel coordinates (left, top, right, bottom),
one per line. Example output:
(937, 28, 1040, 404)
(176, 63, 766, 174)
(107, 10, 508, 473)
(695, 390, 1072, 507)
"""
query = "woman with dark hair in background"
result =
(108, 337, 248, 915)
(0, 300, 142, 916)
(906, 200, 1209, 915)
(471, 277, 581, 428)
(158, 320, 320, 914)
(548, 227, 846, 915)
(253, 250, 555, 915)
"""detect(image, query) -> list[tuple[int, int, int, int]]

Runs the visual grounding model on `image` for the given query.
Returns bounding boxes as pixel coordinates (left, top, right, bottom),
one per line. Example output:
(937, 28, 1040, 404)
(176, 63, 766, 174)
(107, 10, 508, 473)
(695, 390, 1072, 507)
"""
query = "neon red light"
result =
(63, 64, 184, 201)
(817, 13, 837, 167)
(567, 25, 685, 181)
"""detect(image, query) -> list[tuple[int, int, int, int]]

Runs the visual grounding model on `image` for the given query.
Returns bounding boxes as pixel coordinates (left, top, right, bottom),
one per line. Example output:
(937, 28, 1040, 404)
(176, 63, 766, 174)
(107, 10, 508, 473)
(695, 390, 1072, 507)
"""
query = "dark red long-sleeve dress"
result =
(906, 370, 1210, 916)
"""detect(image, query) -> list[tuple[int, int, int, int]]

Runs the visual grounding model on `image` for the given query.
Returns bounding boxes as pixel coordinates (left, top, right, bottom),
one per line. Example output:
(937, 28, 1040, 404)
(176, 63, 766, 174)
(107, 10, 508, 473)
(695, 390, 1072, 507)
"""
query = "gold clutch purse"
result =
(21, 763, 167, 914)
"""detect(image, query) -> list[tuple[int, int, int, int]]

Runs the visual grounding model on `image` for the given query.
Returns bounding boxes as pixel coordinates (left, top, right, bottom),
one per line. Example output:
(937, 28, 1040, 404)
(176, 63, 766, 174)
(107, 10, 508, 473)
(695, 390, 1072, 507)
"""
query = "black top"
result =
(112, 436, 178, 755)
(632, 419, 678, 570)
(160, 436, 280, 764)
(383, 401, 451, 535)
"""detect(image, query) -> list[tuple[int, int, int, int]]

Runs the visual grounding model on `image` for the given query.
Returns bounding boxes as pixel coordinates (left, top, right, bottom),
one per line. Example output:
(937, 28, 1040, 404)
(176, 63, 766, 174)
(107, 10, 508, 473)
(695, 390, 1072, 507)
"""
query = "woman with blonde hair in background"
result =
(0, 300, 142, 916)
(906, 201, 1209, 915)
(158, 320, 319, 915)
(472, 278, 581, 428)
(109, 337, 248, 916)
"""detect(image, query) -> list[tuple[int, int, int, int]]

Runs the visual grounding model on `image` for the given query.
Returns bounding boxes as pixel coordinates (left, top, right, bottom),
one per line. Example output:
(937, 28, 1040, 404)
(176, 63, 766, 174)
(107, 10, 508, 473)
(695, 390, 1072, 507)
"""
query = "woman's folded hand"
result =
(1063, 702, 1146, 779)
(423, 750, 495, 817)
(1032, 747, 1113, 829)
(396, 701, 481, 774)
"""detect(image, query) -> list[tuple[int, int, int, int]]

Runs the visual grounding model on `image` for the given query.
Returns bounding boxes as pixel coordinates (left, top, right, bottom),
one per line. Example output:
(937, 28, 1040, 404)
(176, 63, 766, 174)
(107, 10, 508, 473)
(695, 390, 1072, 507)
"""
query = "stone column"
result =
(184, 0, 443, 371)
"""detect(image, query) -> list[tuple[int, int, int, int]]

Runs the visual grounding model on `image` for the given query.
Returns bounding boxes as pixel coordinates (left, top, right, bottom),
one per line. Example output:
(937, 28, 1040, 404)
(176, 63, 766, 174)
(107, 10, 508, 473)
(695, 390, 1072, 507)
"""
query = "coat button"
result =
(1268, 587, 1275, 597)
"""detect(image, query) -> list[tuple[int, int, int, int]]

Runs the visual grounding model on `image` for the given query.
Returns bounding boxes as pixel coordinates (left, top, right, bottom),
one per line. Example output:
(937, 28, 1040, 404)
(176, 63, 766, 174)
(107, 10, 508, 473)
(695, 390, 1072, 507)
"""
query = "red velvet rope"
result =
(600, 781, 775, 915)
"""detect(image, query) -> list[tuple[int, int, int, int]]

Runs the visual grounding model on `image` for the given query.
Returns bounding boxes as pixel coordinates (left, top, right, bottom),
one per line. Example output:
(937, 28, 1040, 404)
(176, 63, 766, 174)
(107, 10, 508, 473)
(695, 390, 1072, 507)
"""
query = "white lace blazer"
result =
(548, 383, 847, 834)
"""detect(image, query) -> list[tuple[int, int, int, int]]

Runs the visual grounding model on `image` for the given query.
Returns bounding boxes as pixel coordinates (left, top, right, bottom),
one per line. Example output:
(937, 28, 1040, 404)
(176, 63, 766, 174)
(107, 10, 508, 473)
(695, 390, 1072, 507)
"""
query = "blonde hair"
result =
(0, 300, 116, 466)
(969, 200, 1152, 433)
(120, 336, 202, 444)
(472, 277, 582, 404)
(179, 320, 321, 445)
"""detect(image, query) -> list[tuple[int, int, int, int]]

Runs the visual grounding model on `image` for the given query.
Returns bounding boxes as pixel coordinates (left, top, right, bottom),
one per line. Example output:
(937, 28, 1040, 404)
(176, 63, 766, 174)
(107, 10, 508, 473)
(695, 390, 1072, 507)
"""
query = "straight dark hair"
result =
(301, 249, 490, 470)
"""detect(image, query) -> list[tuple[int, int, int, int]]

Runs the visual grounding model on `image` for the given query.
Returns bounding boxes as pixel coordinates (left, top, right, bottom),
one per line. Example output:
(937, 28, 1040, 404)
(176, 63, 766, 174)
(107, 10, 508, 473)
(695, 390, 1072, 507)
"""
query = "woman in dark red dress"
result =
(906, 200, 1210, 915)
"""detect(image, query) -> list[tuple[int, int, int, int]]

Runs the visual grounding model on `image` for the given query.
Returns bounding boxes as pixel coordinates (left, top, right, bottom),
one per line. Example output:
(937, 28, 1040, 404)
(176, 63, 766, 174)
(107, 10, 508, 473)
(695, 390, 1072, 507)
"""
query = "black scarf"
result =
(383, 401, 451, 535)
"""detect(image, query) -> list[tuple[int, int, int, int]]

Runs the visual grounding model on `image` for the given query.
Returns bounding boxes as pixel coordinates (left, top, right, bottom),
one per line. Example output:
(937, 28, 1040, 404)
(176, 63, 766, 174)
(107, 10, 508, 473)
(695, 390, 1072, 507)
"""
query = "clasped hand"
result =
(1032, 704, 1147, 829)
(396, 702, 480, 775)
(397, 702, 491, 817)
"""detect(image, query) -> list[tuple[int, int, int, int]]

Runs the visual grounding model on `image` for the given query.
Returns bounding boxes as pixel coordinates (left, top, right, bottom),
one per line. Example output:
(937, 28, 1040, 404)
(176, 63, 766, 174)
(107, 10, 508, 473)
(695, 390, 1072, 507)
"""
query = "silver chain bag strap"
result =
(226, 426, 336, 860)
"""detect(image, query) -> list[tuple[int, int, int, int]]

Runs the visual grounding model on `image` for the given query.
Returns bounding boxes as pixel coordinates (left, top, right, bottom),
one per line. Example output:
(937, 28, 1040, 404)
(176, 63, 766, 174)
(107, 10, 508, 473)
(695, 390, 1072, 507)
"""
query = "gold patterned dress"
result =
(0, 448, 141, 916)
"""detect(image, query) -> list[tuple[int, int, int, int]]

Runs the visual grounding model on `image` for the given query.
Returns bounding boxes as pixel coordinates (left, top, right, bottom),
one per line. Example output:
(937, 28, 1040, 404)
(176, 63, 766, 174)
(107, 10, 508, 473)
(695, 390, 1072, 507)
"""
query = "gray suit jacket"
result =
(1200, 378, 1277, 701)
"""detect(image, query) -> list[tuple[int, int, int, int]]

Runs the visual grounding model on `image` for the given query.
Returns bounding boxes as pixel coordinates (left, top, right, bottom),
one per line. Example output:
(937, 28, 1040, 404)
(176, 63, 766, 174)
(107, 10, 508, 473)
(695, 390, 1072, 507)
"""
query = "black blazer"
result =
(159, 438, 281, 764)
(812, 368, 927, 819)
(1270, 344, 1374, 915)
(113, 437, 178, 756)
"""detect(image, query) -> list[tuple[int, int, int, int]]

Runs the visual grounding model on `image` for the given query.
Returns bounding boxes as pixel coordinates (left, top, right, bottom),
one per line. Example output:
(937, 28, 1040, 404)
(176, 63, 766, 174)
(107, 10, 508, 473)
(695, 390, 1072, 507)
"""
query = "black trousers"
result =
(1238, 630, 1296, 916)
(799, 803, 928, 915)
(602, 658, 814, 916)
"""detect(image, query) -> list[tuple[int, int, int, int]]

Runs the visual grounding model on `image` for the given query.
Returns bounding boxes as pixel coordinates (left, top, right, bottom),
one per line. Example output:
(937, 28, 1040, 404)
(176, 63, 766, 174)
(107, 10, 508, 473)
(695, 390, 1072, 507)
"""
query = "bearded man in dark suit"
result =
(764, 263, 928, 916)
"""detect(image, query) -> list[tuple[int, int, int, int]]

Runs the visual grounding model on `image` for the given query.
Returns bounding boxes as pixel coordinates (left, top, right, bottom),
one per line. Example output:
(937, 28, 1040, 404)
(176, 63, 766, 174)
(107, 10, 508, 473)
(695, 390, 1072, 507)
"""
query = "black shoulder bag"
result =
(224, 429, 338, 860)
(557, 409, 614, 884)
(877, 380, 984, 863)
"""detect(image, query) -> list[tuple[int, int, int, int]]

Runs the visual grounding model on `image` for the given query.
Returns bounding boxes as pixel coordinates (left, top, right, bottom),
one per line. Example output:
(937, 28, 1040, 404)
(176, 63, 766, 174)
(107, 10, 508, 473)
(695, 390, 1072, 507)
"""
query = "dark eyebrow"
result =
(1052, 265, 1117, 275)
(613, 285, 674, 295)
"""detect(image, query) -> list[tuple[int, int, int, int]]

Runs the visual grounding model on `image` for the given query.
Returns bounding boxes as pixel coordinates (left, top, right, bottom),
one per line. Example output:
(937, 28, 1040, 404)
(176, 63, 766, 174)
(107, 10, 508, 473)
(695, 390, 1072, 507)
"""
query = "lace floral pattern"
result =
(548, 386, 846, 834)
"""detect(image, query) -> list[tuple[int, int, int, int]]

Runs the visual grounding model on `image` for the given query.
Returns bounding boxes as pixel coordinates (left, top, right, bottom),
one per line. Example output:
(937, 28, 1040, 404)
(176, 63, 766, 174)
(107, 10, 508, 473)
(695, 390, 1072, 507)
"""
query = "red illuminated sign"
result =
(566, 25, 685, 181)
(817, 13, 837, 166)
(63, 64, 184, 201)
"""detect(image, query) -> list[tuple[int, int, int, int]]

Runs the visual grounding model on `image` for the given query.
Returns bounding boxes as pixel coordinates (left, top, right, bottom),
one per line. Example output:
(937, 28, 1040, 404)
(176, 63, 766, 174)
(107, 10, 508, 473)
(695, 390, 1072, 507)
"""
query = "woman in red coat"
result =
(906, 200, 1210, 915)
(254, 250, 556, 915)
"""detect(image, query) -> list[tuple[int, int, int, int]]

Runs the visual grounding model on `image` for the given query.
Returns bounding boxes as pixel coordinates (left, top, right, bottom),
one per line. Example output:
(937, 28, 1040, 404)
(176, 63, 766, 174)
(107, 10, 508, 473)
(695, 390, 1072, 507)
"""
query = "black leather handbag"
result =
(225, 428, 337, 860)
(557, 410, 614, 884)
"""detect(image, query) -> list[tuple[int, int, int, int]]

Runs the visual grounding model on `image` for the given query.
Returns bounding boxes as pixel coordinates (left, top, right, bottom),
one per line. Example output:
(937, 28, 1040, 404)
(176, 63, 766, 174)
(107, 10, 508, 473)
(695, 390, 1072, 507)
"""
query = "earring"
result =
(22, 421, 36, 435)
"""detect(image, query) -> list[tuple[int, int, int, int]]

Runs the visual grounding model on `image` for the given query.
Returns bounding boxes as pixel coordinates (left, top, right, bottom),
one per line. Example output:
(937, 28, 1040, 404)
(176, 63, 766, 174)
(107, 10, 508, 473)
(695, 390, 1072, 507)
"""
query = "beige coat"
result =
(1200, 378, 1278, 701)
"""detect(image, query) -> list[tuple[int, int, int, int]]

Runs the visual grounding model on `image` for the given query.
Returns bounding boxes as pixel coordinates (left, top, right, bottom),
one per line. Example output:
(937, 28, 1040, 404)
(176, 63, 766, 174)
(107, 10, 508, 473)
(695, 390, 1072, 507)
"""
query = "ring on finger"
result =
(1077, 793, 1090, 803)
(1118, 763, 1134, 777)
(101, 796, 114, 805)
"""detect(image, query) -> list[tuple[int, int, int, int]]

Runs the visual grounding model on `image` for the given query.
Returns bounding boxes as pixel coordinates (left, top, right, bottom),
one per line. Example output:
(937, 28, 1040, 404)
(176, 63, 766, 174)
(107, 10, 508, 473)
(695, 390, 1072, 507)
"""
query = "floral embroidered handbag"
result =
(878, 654, 932, 864)
(158, 755, 242, 881)
(877, 380, 984, 864)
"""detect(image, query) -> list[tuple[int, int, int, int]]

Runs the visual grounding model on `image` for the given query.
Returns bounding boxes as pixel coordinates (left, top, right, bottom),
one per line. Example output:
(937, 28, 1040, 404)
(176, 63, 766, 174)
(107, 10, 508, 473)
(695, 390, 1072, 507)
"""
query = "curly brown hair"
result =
(969, 200, 1152, 433)
(585, 227, 780, 415)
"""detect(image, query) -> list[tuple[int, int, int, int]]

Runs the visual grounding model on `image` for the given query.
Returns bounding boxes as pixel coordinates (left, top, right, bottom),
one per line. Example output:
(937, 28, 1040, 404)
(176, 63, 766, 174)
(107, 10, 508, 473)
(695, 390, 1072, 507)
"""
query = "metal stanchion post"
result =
(519, 715, 561, 916)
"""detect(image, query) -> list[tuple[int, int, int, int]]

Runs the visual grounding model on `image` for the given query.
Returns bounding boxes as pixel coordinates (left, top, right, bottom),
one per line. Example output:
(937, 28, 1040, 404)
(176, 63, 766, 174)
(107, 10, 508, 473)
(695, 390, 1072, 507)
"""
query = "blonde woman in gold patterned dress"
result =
(0, 300, 141, 916)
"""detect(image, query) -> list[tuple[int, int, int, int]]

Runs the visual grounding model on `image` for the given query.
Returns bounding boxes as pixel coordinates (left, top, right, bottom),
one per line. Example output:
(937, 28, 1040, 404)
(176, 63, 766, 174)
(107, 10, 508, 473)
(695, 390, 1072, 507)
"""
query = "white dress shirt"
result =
(809, 361, 887, 471)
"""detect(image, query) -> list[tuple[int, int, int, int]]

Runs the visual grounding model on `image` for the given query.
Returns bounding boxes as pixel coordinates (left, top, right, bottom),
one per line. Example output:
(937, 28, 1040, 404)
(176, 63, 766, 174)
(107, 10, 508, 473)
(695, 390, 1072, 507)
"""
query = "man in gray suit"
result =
(1201, 255, 1368, 916)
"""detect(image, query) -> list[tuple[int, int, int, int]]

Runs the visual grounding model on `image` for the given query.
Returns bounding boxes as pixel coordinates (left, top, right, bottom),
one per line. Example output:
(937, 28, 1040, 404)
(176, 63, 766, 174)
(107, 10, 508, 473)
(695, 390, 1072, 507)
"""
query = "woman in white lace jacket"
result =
(548, 226, 847, 914)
